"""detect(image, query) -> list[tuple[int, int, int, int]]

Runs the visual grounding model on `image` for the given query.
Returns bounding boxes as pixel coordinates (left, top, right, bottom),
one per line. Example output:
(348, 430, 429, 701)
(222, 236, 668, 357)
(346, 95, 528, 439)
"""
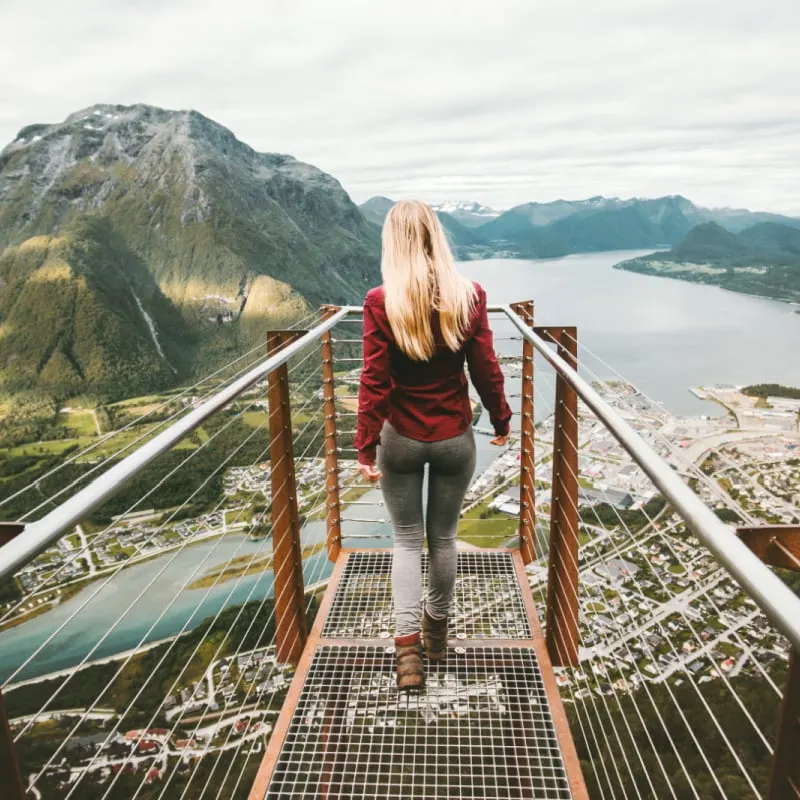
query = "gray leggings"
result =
(378, 422, 477, 636)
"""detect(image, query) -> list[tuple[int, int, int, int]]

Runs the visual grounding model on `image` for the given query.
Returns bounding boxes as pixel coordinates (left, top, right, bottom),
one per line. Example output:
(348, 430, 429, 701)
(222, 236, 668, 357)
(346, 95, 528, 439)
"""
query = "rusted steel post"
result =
(768, 649, 800, 800)
(510, 301, 536, 564)
(0, 688, 26, 800)
(267, 330, 309, 665)
(545, 327, 580, 667)
(736, 525, 800, 799)
(737, 525, 800, 571)
(0, 523, 25, 547)
(320, 305, 343, 563)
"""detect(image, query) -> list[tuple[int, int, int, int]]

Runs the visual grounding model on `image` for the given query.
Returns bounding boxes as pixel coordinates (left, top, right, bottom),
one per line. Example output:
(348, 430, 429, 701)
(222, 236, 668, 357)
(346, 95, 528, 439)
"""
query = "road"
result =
(75, 525, 96, 576)
(584, 567, 728, 662)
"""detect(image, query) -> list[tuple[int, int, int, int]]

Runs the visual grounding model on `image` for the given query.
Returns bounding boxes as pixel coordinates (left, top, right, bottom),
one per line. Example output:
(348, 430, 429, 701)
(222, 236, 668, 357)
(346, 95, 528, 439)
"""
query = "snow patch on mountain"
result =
(431, 201, 501, 217)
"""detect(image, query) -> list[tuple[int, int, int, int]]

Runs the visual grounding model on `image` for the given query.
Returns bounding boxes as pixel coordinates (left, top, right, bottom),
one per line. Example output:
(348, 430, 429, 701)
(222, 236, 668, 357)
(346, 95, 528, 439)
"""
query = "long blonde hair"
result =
(381, 200, 477, 361)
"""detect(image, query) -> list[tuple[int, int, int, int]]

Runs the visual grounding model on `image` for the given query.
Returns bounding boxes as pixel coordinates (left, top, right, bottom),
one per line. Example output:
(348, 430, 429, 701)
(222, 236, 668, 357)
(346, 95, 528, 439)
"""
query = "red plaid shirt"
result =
(354, 282, 512, 465)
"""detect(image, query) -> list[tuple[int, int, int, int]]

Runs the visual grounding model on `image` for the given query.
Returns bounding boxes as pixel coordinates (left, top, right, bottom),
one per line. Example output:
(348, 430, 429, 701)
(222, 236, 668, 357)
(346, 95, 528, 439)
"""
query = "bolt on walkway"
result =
(249, 549, 589, 800)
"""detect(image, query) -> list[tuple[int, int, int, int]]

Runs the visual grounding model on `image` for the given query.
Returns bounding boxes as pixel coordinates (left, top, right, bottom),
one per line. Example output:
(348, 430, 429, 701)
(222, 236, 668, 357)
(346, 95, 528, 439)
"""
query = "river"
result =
(3, 251, 799, 683)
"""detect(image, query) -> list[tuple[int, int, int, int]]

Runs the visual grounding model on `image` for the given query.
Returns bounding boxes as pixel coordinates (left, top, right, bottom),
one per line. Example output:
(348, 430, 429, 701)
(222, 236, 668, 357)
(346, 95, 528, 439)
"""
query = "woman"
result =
(354, 200, 512, 691)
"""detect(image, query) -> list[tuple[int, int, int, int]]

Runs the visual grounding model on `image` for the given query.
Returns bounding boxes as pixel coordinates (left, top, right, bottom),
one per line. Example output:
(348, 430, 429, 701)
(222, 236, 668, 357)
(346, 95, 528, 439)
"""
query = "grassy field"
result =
(458, 498, 518, 548)
(224, 507, 253, 527)
(240, 408, 314, 429)
(60, 409, 98, 436)
(108, 393, 172, 409)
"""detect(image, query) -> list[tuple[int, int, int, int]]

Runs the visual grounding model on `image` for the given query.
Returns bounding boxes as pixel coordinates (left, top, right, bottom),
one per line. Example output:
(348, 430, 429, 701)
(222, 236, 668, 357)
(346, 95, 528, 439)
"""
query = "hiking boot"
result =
(395, 632, 425, 691)
(422, 607, 448, 661)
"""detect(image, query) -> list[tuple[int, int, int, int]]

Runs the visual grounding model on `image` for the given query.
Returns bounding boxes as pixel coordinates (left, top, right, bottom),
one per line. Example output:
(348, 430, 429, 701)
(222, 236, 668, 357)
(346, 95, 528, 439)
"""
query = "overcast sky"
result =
(2, 0, 799, 214)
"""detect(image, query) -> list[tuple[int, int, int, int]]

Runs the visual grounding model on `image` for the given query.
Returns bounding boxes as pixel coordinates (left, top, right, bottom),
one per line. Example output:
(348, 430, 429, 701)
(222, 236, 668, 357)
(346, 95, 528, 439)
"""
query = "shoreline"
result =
(612, 257, 799, 306)
(4, 634, 179, 693)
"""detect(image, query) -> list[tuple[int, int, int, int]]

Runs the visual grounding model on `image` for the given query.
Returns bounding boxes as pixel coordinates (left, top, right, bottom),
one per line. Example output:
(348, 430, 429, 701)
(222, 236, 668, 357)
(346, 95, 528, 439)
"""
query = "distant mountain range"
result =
(360, 195, 800, 262)
(615, 222, 800, 302)
(0, 104, 381, 399)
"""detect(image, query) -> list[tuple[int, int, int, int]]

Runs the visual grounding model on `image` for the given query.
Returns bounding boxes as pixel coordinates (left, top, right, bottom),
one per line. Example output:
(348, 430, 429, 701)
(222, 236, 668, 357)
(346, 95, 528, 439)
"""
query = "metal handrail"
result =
(502, 304, 800, 653)
(0, 307, 354, 584)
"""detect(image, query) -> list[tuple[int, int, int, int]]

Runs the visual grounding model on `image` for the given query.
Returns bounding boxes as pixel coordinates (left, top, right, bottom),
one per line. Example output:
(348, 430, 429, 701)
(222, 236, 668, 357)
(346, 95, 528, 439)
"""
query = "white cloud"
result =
(1, 0, 798, 213)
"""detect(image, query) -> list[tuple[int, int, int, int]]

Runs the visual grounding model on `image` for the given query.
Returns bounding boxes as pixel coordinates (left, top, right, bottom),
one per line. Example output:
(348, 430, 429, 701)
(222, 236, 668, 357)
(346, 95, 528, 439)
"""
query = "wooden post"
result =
(736, 525, 800, 799)
(544, 327, 580, 667)
(320, 306, 343, 563)
(510, 301, 536, 564)
(0, 523, 26, 799)
(267, 331, 308, 665)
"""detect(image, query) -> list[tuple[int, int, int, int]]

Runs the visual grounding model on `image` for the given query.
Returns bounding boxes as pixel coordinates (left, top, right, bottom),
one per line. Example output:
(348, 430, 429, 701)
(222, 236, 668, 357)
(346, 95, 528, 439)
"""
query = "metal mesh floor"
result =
(322, 551, 532, 640)
(264, 645, 572, 799)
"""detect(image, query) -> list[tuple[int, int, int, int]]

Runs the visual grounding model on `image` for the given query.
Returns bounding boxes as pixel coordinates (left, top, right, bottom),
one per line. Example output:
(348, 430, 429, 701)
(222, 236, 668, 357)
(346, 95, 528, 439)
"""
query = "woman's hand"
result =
(489, 434, 509, 447)
(358, 463, 383, 482)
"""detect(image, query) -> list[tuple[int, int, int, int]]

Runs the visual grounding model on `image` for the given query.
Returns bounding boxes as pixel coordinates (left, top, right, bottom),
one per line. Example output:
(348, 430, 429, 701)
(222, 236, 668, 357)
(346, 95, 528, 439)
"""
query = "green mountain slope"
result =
(0, 218, 193, 397)
(0, 104, 381, 398)
(615, 222, 800, 301)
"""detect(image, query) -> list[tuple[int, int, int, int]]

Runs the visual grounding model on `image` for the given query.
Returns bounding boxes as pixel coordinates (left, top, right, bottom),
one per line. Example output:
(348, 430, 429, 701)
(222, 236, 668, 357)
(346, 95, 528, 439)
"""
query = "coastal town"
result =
(2, 376, 798, 792)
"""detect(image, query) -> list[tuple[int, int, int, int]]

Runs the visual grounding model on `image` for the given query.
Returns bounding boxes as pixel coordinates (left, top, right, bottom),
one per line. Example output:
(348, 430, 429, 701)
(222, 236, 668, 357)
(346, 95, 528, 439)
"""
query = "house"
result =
(491, 486, 521, 516)
(578, 487, 634, 510)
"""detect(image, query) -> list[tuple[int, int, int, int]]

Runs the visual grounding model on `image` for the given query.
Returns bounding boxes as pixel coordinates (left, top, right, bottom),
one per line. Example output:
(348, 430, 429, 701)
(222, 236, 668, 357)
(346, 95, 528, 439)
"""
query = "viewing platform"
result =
(250, 549, 586, 799)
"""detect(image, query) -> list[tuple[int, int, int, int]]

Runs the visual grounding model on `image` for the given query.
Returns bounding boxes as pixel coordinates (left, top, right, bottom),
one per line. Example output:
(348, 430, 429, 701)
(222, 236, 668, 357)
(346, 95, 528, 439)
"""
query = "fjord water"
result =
(462, 251, 800, 416)
(3, 251, 800, 682)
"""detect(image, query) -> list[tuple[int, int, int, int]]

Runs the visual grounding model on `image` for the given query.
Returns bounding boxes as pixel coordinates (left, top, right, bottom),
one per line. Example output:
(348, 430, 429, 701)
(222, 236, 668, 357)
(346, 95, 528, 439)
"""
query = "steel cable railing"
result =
(502, 305, 800, 654)
(0, 307, 352, 585)
(517, 320, 798, 800)
(23, 384, 327, 776)
(529, 368, 770, 798)
(536, 365, 780, 752)
(541, 339, 788, 694)
(525, 372, 691, 800)
(86, 429, 333, 800)
(0, 342, 326, 676)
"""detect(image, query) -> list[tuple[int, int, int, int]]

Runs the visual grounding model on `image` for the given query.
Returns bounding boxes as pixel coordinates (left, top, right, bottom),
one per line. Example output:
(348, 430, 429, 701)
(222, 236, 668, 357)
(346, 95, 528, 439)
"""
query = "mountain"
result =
(0, 104, 381, 398)
(615, 222, 800, 301)
(359, 196, 394, 227)
(698, 207, 800, 234)
(429, 201, 501, 228)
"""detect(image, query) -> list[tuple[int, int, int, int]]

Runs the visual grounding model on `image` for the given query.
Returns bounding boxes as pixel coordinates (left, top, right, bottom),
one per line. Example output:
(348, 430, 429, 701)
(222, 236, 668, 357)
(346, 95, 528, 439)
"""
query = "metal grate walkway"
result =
(249, 549, 587, 800)
(322, 551, 532, 640)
